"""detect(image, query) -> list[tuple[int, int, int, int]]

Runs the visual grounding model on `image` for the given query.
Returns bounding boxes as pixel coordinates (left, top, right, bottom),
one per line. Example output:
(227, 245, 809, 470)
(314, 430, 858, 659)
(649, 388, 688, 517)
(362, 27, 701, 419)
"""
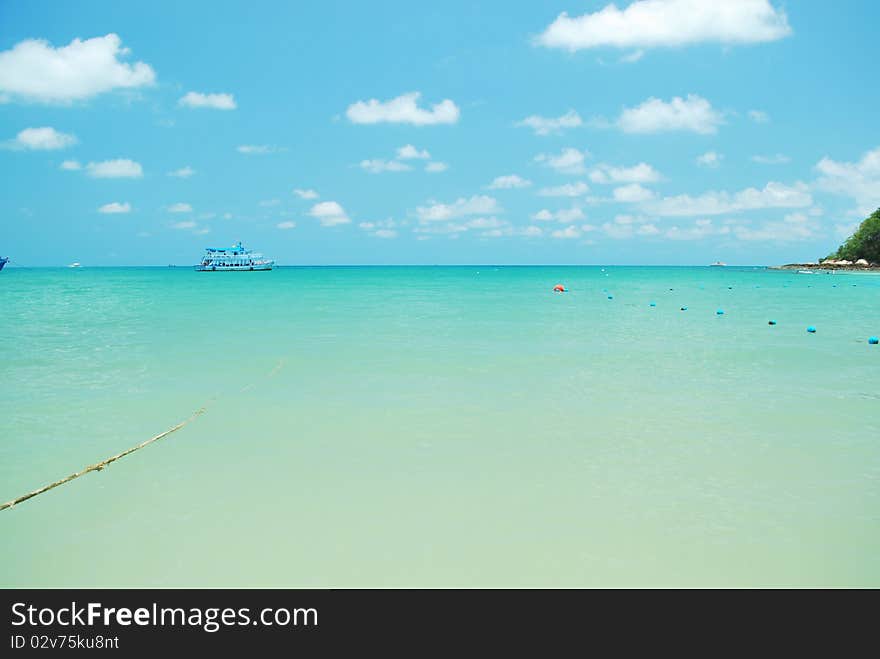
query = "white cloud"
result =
(551, 225, 583, 239)
(732, 216, 817, 241)
(168, 202, 193, 213)
(309, 201, 350, 226)
(815, 146, 880, 215)
(86, 159, 143, 178)
(98, 201, 130, 214)
(532, 207, 585, 223)
(613, 183, 655, 202)
(696, 151, 723, 168)
(649, 181, 812, 216)
(358, 217, 397, 240)
(259, 199, 280, 207)
(488, 174, 532, 189)
(664, 219, 730, 241)
(396, 144, 431, 159)
(535, 147, 589, 174)
(748, 109, 770, 123)
(416, 195, 501, 223)
(178, 91, 236, 110)
(7, 126, 77, 150)
(359, 218, 398, 238)
(425, 162, 448, 173)
(168, 166, 195, 178)
(601, 214, 658, 239)
(293, 188, 319, 199)
(538, 181, 590, 197)
(360, 159, 411, 173)
(620, 49, 645, 63)
(346, 92, 460, 126)
(237, 145, 281, 155)
(536, 0, 791, 51)
(413, 215, 511, 237)
(277, 221, 296, 230)
(618, 94, 723, 134)
(171, 221, 196, 230)
(0, 33, 155, 103)
(60, 159, 81, 170)
(589, 162, 660, 183)
(752, 153, 790, 164)
(516, 110, 582, 136)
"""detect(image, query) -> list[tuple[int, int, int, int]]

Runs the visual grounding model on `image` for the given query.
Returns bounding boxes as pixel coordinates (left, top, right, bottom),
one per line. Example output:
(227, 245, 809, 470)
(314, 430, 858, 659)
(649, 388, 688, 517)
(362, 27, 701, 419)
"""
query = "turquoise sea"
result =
(1, 266, 878, 587)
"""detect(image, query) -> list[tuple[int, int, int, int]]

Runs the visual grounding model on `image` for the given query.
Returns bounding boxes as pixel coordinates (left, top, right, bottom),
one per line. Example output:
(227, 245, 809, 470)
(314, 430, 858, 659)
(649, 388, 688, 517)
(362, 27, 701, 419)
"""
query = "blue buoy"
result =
(680, 306, 688, 311)
(649, 302, 656, 307)
(869, 337, 879, 345)
(716, 309, 724, 315)
(768, 320, 777, 326)
(807, 326, 816, 333)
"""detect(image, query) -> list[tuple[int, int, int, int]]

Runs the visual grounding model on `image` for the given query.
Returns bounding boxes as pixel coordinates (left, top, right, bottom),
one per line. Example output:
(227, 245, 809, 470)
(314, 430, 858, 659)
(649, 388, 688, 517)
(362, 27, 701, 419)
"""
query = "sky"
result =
(1, 0, 879, 266)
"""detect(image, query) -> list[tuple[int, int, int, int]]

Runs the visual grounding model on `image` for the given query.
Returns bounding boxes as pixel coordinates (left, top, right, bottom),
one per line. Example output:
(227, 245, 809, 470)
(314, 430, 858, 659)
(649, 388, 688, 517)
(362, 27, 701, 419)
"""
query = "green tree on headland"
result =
(827, 208, 880, 262)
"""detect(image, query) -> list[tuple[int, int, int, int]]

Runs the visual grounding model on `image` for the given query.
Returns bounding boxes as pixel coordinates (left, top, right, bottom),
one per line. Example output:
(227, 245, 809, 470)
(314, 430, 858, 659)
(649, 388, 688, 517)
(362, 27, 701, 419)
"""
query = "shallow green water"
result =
(1, 266, 878, 586)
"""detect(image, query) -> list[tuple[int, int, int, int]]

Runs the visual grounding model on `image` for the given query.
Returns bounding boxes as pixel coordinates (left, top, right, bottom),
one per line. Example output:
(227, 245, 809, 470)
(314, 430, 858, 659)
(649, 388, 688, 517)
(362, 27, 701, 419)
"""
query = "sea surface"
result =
(1, 266, 878, 587)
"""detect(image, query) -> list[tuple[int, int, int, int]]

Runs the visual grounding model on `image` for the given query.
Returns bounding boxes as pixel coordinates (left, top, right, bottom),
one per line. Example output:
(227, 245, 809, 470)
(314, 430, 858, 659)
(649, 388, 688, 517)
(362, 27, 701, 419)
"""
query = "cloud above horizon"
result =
(98, 201, 131, 214)
(815, 146, 880, 216)
(346, 92, 460, 126)
(416, 195, 501, 223)
(516, 110, 582, 136)
(589, 162, 660, 184)
(179, 91, 236, 110)
(237, 145, 282, 155)
(7, 126, 77, 150)
(488, 175, 532, 190)
(535, 148, 589, 175)
(293, 188, 319, 199)
(309, 201, 351, 226)
(359, 159, 412, 174)
(396, 144, 431, 159)
(0, 34, 155, 103)
(168, 166, 196, 178)
(86, 159, 143, 178)
(535, 0, 791, 52)
(648, 181, 812, 216)
(617, 95, 723, 134)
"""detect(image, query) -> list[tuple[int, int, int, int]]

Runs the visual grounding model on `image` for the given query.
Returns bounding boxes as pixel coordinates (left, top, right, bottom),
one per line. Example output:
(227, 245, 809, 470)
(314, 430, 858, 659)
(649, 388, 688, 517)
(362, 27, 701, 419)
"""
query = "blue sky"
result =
(2, 0, 879, 265)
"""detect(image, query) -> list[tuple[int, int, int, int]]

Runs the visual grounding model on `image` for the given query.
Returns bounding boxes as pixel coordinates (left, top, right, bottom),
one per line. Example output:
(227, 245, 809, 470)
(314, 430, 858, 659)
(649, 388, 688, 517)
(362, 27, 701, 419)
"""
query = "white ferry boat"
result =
(195, 242, 274, 272)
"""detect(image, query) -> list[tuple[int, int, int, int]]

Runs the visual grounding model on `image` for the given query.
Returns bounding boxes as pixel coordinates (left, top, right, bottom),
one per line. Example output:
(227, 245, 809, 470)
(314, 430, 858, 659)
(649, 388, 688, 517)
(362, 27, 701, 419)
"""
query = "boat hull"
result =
(0, 257, 7, 271)
(195, 263, 273, 272)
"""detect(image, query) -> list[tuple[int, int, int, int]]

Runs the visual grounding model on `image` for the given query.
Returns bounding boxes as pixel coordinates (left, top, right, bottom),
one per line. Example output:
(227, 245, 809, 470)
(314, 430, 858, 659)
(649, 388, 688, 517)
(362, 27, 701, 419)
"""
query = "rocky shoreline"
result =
(773, 261, 880, 272)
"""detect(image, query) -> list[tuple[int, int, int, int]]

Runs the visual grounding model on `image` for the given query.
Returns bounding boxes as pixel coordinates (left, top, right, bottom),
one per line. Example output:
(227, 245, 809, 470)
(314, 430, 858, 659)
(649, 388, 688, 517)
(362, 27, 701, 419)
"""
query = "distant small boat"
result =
(710, 261, 727, 267)
(0, 256, 8, 271)
(68, 262, 81, 268)
(195, 242, 274, 272)
(797, 269, 815, 275)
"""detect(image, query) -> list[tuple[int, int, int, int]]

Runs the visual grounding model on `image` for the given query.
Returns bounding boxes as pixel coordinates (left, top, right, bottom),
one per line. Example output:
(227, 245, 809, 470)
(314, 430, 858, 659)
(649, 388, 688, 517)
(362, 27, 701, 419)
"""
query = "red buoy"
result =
(553, 284, 566, 292)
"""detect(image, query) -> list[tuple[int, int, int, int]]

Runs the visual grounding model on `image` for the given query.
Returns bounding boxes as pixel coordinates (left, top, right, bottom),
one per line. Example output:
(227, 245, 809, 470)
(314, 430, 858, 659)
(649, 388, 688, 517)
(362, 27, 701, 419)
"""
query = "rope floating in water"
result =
(0, 358, 286, 512)
(0, 408, 206, 512)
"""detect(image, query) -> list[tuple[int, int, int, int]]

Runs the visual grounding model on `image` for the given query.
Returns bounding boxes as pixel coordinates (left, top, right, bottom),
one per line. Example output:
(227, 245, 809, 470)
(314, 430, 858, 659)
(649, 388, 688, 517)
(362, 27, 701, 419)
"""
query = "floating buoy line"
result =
(549, 283, 877, 345)
(1, 359, 286, 512)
